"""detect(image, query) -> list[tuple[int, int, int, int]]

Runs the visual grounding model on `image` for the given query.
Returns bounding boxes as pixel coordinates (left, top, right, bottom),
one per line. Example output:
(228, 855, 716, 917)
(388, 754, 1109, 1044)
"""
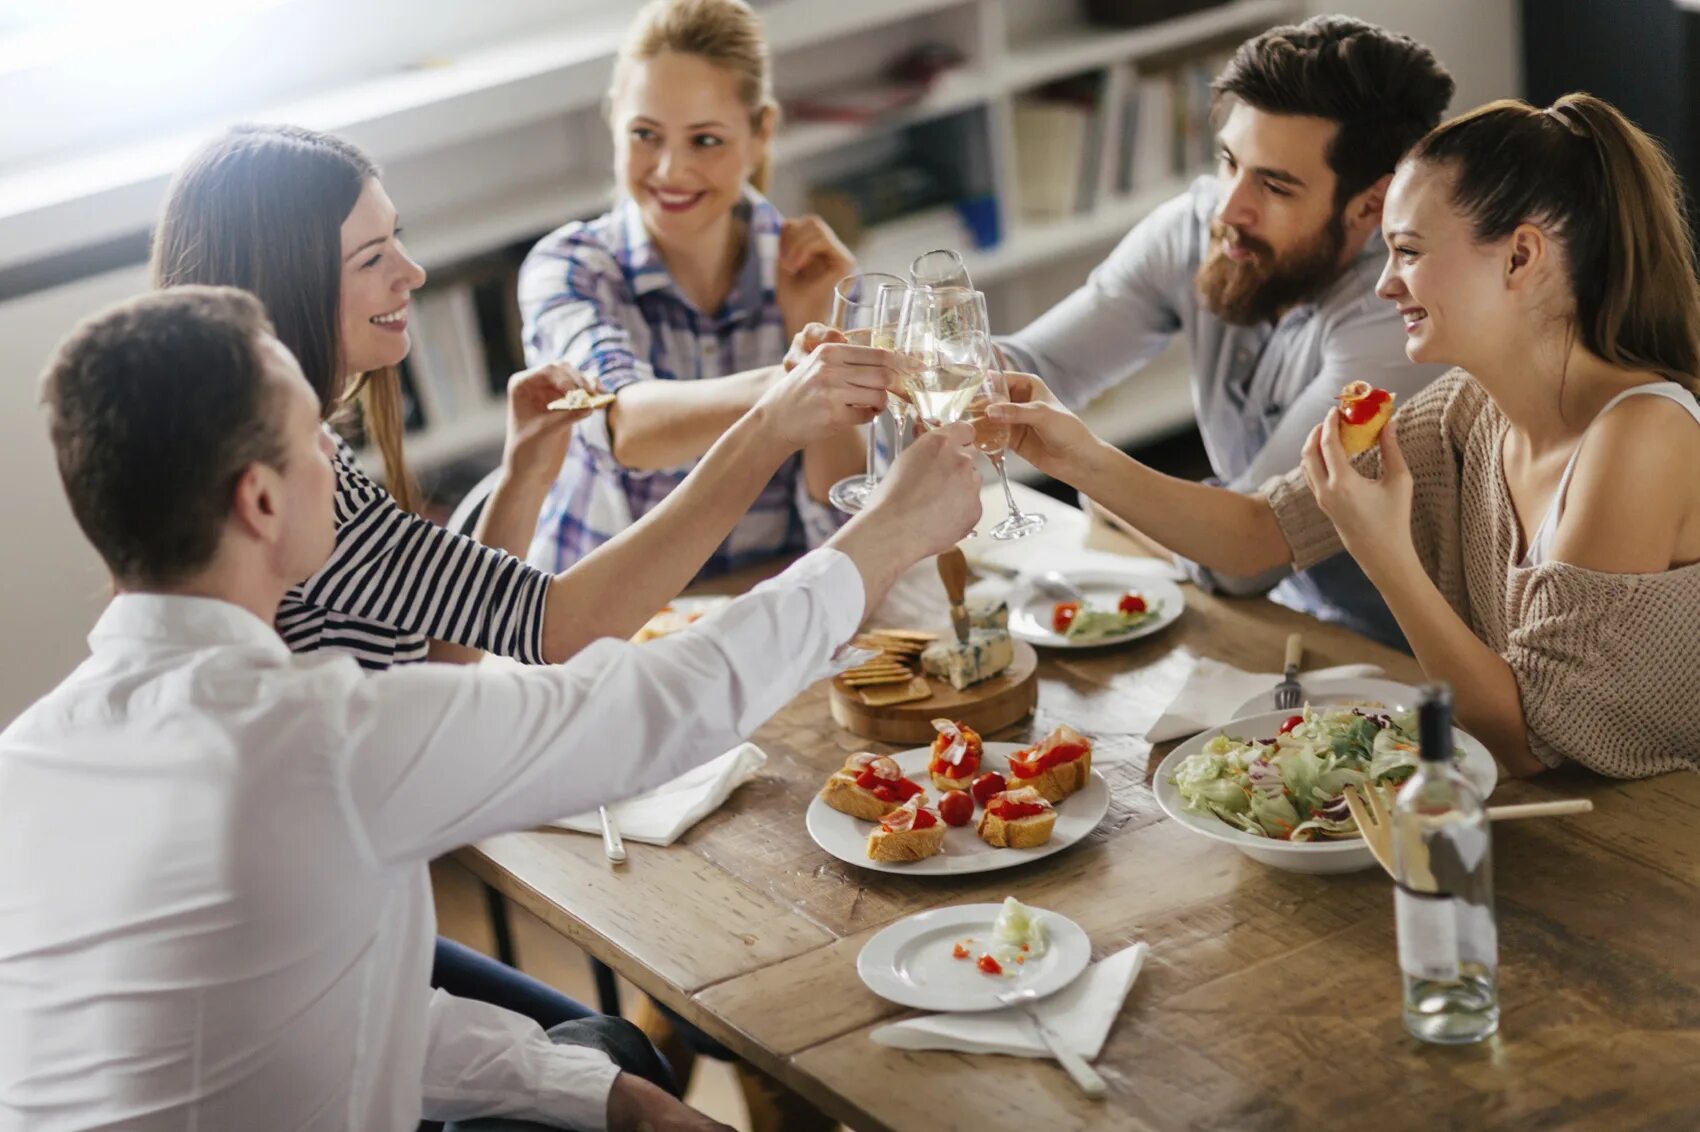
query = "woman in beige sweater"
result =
(993, 93, 1700, 780)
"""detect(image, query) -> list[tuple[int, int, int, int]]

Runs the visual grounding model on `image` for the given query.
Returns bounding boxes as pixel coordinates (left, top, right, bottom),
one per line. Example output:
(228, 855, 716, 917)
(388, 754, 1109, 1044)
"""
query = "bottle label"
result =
(1395, 887, 1459, 981)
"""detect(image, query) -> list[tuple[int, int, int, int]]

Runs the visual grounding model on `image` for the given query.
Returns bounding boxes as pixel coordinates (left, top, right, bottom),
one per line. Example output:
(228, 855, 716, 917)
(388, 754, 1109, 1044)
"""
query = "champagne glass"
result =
(893, 286, 990, 430)
(825, 272, 906, 514)
(910, 248, 974, 290)
(967, 361, 1047, 540)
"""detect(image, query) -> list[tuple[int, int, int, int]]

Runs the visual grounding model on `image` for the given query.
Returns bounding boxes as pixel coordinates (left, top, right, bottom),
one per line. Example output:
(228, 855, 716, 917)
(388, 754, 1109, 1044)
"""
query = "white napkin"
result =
(1145, 657, 1385, 742)
(551, 743, 767, 846)
(870, 942, 1148, 1059)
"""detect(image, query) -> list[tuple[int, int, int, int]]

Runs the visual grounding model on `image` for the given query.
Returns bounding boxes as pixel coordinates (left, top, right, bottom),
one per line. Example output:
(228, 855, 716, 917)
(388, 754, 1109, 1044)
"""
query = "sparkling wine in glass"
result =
(825, 272, 906, 514)
(894, 287, 991, 429)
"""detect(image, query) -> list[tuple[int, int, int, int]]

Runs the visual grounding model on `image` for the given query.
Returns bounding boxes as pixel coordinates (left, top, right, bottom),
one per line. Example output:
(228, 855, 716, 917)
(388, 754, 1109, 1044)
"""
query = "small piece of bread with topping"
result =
(867, 797, 947, 861)
(1005, 725, 1093, 804)
(976, 787, 1056, 849)
(1337, 381, 1396, 456)
(928, 719, 983, 792)
(819, 753, 926, 821)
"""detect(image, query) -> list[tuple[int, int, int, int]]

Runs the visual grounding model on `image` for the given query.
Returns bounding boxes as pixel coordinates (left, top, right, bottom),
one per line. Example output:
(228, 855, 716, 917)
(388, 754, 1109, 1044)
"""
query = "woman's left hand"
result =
(502, 362, 601, 486)
(1300, 408, 1416, 578)
(776, 216, 854, 338)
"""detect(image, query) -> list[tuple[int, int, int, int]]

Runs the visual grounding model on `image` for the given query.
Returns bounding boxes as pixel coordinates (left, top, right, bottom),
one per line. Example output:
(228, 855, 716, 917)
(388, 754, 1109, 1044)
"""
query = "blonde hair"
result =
(609, 0, 776, 193)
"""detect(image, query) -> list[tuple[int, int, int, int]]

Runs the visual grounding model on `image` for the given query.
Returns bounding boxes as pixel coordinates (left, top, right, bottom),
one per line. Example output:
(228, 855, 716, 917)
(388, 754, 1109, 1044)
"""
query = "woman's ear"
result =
(1505, 222, 1548, 289)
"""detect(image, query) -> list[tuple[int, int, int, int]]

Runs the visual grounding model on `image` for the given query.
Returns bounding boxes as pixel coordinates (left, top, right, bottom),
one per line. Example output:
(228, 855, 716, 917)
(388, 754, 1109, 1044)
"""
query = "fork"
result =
(1272, 633, 1304, 711)
(995, 987, 1107, 1099)
(1343, 783, 1594, 883)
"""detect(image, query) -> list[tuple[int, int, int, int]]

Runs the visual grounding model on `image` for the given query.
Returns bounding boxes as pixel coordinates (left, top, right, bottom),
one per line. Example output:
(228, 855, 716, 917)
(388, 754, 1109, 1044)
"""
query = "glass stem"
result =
(991, 453, 1022, 518)
(864, 415, 879, 485)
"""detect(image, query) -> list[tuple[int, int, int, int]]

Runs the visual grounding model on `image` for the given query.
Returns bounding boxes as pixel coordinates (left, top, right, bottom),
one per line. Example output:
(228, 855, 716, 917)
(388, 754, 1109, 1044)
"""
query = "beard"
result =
(1196, 211, 1350, 327)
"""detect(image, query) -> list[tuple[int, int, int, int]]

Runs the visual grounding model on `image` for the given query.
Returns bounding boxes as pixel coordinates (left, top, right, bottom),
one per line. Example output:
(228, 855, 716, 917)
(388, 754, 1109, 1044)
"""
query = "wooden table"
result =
(459, 492, 1700, 1132)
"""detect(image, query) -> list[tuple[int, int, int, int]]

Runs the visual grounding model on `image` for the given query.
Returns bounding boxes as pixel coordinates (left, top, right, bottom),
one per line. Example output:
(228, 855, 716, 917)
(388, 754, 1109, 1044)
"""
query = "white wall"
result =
(1306, 0, 1523, 111)
(0, 267, 148, 725)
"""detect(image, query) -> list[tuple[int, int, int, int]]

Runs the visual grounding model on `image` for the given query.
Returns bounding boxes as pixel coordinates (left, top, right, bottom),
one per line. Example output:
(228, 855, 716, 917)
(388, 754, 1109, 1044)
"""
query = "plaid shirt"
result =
(519, 188, 845, 577)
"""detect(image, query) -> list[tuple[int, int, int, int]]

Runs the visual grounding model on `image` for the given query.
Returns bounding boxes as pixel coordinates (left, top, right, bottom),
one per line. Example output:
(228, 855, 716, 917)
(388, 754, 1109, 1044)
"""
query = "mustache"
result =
(1209, 221, 1272, 262)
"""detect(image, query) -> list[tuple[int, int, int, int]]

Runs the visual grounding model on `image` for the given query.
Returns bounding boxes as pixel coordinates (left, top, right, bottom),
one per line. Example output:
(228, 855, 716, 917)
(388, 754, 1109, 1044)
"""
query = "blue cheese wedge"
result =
(966, 598, 1009, 632)
(921, 629, 1015, 691)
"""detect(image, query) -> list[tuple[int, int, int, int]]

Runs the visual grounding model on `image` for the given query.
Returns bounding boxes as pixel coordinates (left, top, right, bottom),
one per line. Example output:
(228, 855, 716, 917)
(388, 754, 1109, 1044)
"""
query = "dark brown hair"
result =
(150, 124, 419, 511)
(1412, 93, 1700, 392)
(41, 287, 288, 587)
(610, 0, 776, 193)
(1214, 15, 1454, 210)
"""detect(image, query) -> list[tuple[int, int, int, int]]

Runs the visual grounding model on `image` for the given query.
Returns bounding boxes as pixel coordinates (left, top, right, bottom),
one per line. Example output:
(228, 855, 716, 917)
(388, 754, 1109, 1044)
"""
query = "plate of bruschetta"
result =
(806, 723, 1110, 875)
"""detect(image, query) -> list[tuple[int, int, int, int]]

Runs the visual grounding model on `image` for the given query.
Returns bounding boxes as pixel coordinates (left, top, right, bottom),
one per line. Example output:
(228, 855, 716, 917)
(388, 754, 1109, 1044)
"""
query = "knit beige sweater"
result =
(1265, 369, 1700, 779)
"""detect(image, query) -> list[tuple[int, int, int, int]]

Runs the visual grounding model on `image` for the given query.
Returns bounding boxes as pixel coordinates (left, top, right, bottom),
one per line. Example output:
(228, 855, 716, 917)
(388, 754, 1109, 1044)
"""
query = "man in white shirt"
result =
(0, 287, 981, 1131)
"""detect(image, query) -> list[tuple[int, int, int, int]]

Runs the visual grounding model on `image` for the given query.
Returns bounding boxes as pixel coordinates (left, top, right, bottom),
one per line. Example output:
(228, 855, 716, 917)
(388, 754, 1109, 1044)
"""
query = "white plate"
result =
(1231, 677, 1426, 718)
(1152, 709, 1498, 874)
(1006, 569, 1185, 650)
(856, 903, 1091, 1012)
(806, 743, 1109, 875)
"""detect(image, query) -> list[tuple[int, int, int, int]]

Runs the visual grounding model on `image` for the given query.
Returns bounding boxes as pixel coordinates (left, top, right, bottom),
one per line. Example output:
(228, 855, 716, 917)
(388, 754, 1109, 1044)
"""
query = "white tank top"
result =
(1521, 381, 1700, 567)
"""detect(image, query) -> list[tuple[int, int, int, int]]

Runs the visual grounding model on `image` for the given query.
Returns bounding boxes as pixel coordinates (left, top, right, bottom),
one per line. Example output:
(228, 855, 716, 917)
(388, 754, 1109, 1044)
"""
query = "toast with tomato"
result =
(1337, 381, 1396, 456)
(976, 787, 1056, 849)
(819, 753, 926, 821)
(867, 798, 947, 862)
(928, 719, 983, 792)
(1004, 725, 1093, 804)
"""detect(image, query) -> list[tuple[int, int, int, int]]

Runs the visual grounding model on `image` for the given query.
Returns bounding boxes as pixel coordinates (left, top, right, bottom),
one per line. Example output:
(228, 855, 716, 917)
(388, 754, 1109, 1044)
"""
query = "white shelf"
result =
(361, 403, 508, 478)
(852, 177, 1195, 286)
(1004, 0, 1300, 91)
(778, 68, 994, 163)
(407, 173, 613, 270)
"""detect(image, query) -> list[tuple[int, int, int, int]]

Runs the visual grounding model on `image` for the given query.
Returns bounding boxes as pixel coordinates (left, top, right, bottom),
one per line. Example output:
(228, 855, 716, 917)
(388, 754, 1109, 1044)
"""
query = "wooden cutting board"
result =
(828, 639, 1040, 745)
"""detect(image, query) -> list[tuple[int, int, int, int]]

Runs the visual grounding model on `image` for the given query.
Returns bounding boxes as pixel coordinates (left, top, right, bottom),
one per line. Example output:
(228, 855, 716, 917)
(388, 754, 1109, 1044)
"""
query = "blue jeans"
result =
(424, 939, 676, 1131)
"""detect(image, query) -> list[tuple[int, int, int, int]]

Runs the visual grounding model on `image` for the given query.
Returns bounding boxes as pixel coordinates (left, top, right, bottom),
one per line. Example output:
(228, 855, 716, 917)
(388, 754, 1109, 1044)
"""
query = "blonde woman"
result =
(521, 0, 864, 582)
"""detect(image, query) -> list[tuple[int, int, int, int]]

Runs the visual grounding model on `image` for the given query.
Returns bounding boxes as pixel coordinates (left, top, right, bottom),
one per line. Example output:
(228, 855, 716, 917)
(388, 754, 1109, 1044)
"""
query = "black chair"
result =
(445, 470, 622, 1018)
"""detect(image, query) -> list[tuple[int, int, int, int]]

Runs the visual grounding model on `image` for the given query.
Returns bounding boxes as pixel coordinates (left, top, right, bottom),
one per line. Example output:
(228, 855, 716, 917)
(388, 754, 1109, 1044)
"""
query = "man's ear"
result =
(230, 462, 283, 541)
(1347, 173, 1392, 235)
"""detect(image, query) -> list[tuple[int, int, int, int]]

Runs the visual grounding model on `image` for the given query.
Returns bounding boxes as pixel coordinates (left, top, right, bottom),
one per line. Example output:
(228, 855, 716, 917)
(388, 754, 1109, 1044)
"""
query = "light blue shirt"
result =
(1000, 176, 1446, 649)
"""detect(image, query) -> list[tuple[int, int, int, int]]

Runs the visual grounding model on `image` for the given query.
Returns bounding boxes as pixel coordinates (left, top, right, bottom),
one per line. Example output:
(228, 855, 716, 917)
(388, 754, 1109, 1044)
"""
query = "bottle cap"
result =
(1417, 682, 1454, 763)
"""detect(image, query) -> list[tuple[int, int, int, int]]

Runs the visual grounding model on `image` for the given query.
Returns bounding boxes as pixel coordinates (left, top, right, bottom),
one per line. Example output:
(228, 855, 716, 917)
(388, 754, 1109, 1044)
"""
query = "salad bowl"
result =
(1152, 707, 1497, 874)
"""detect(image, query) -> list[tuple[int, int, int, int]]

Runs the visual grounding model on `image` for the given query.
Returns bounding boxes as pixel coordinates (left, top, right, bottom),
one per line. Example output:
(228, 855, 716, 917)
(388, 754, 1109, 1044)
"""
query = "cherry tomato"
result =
(1117, 592, 1147, 616)
(938, 791, 974, 827)
(970, 771, 1007, 806)
(977, 954, 1003, 976)
(910, 808, 938, 830)
(1277, 715, 1305, 735)
(952, 942, 970, 960)
(1051, 601, 1080, 633)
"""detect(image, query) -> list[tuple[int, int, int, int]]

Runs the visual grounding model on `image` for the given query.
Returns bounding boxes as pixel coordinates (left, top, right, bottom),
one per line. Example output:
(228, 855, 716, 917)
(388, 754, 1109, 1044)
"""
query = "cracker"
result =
(873, 628, 938, 642)
(841, 671, 915, 687)
(547, 390, 616, 412)
(858, 677, 933, 707)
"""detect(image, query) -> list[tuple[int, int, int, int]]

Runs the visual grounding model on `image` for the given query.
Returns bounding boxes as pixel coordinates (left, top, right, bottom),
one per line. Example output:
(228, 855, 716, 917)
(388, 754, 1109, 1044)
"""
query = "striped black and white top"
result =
(276, 429, 552, 670)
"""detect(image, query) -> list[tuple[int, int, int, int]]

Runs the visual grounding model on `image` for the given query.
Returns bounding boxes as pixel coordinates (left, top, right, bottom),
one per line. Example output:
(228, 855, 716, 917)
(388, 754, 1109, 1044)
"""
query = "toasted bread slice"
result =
(977, 806, 1057, 849)
(1337, 381, 1396, 457)
(930, 769, 975, 793)
(867, 821, 946, 861)
(1006, 748, 1092, 804)
(548, 389, 616, 412)
(819, 772, 903, 821)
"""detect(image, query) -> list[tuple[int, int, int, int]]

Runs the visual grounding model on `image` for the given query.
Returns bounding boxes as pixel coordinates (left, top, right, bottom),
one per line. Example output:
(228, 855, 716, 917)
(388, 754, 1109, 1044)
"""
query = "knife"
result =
(938, 547, 971, 645)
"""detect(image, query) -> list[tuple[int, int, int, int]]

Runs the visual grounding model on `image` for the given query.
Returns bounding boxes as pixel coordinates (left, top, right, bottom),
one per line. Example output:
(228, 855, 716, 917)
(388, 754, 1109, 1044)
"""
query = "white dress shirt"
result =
(0, 549, 865, 1131)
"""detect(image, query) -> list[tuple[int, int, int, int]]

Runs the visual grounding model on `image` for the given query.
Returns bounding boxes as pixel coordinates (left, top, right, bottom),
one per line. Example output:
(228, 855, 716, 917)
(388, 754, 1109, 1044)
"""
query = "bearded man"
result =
(998, 16, 1454, 649)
